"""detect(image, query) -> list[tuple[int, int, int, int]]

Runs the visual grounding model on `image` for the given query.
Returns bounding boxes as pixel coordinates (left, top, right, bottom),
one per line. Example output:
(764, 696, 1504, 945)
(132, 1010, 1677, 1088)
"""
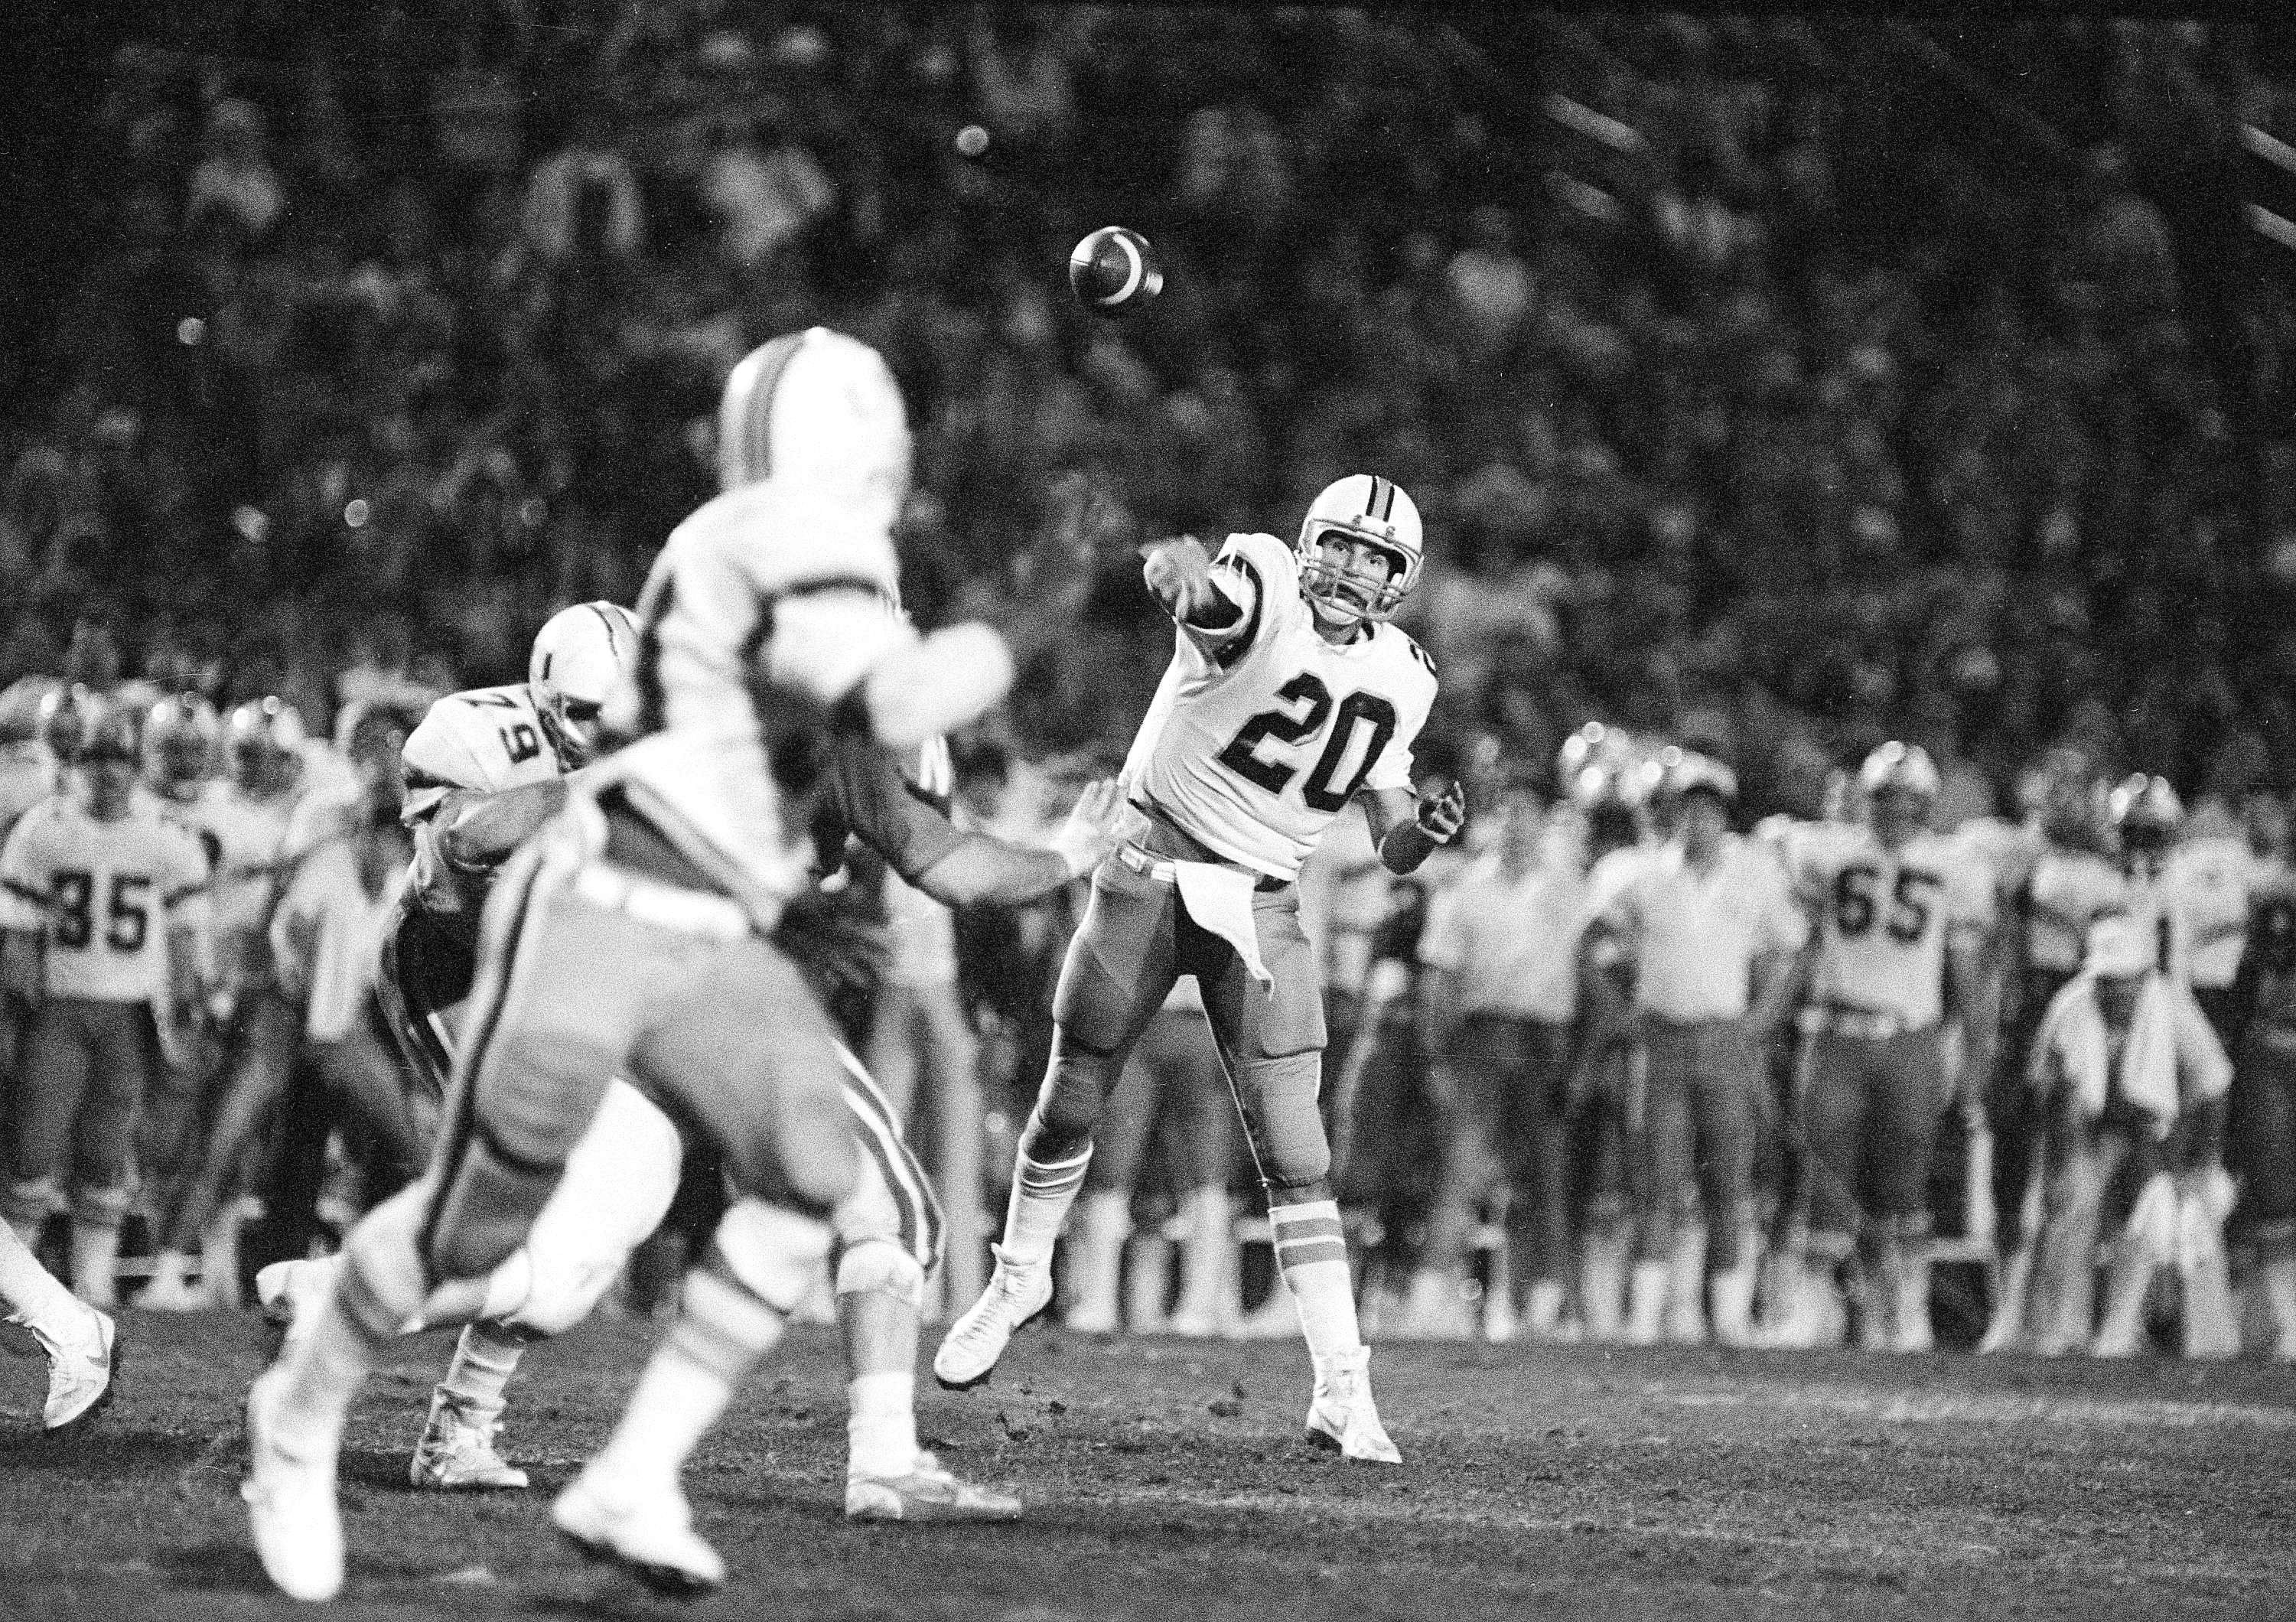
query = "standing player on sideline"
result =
(1778, 742, 1992, 1351)
(936, 474, 1463, 1463)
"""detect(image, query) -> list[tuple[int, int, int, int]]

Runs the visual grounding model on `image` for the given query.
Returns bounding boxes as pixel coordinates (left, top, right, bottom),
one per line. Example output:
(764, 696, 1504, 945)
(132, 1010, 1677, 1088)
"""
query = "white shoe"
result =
(255, 1256, 343, 1352)
(845, 1449, 1022, 1522)
(1305, 1348, 1402, 1464)
(552, 1467, 725, 1595)
(410, 1395, 530, 1490)
(242, 1367, 345, 1603)
(17, 1303, 116, 1430)
(932, 1245, 1052, 1389)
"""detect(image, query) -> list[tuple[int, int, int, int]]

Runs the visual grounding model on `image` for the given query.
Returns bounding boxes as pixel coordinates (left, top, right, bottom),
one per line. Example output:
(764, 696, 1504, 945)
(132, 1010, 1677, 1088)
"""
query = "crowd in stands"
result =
(7, 8, 2296, 1357)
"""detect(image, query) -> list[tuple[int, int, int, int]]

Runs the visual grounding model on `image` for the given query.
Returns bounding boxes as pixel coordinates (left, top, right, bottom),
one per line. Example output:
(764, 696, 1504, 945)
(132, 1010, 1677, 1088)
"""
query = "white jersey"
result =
(1121, 529, 1438, 881)
(593, 479, 922, 920)
(184, 780, 298, 992)
(1795, 823, 1991, 1029)
(2161, 834, 2254, 990)
(0, 793, 210, 1002)
(400, 682, 572, 921)
(2023, 845, 2125, 976)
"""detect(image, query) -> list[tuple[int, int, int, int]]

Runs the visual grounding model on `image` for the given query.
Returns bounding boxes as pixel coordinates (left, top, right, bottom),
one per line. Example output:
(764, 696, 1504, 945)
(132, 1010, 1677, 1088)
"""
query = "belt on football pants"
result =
(572, 861, 753, 943)
(1115, 841, 1288, 894)
(1796, 1002, 1928, 1041)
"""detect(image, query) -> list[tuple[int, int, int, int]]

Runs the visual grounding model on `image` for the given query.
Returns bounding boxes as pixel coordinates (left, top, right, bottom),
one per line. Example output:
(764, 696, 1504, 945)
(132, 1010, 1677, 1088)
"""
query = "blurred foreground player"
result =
(243, 328, 1094, 1600)
(936, 473, 1463, 1464)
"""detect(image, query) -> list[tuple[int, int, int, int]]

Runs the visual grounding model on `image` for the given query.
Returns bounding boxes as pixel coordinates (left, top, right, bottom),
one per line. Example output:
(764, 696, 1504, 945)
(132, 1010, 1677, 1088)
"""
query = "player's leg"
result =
(1628, 1022, 1694, 1344)
(1864, 1029, 1951, 1352)
(555, 937, 859, 1593)
(246, 845, 633, 1603)
(1510, 1021, 1577, 1338)
(1396, 1014, 1506, 1338)
(1165, 1011, 1241, 1337)
(410, 1076, 686, 1490)
(1202, 893, 1396, 1464)
(134, 1011, 220, 1307)
(152, 989, 299, 1304)
(1573, 1044, 1634, 1340)
(1783, 1031, 1865, 1346)
(1692, 1021, 1760, 1346)
(8, 1000, 90, 1255)
(2243, 1053, 2296, 1359)
(0, 1213, 116, 1429)
(1067, 1026, 1160, 1334)
(62, 1001, 157, 1309)
(937, 861, 1177, 1386)
(832, 1046, 1021, 1521)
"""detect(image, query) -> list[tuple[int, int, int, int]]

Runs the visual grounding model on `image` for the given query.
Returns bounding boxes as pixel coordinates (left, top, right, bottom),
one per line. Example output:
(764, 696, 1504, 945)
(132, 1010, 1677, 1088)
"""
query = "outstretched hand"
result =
(1414, 780, 1467, 844)
(1050, 776, 1130, 878)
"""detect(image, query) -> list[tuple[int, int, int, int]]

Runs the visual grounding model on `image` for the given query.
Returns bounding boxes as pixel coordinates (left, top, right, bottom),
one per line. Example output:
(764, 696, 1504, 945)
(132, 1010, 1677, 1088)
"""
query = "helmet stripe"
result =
(585, 601, 623, 659)
(726, 331, 809, 489)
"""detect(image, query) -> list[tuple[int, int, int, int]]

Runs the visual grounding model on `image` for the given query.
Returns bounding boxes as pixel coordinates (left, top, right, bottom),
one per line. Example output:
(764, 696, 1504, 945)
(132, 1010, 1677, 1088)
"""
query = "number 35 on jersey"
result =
(1121, 529, 1438, 882)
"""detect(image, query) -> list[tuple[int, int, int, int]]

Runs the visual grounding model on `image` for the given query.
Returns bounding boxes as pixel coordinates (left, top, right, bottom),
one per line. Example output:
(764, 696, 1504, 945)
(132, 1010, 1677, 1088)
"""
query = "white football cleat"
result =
(18, 1302, 117, 1430)
(553, 1467, 725, 1595)
(1305, 1348, 1402, 1464)
(845, 1450, 1023, 1523)
(242, 1367, 346, 1603)
(410, 1394, 530, 1490)
(932, 1245, 1052, 1390)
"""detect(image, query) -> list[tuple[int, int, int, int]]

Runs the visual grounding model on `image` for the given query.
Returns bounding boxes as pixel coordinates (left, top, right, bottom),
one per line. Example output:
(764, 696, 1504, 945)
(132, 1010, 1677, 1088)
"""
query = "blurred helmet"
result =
(79, 694, 144, 764)
(1663, 751, 1738, 805)
(146, 692, 220, 787)
(225, 696, 308, 790)
(1557, 721, 1630, 785)
(529, 601, 638, 766)
(2109, 773, 2183, 844)
(1295, 474, 1424, 625)
(1858, 741, 1942, 803)
(37, 683, 98, 760)
(717, 327, 913, 531)
(0, 676, 61, 747)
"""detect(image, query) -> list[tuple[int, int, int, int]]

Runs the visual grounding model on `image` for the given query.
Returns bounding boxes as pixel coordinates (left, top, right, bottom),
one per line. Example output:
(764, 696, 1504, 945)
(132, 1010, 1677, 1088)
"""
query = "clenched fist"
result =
(1141, 536, 1218, 619)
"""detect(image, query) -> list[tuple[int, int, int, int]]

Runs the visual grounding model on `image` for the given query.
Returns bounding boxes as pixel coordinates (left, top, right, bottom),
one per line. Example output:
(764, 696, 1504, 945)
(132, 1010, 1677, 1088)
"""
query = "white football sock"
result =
(999, 1146, 1093, 1268)
(436, 1321, 529, 1424)
(0, 1220, 80, 1336)
(1268, 1200, 1362, 1360)
(590, 1266, 787, 1494)
(845, 1370, 918, 1479)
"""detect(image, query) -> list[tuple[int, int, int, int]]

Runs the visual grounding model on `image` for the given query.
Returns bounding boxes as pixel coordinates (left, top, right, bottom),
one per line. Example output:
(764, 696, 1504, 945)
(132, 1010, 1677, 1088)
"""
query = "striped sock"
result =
(1000, 1146, 1093, 1268)
(436, 1321, 529, 1425)
(1268, 1198, 1362, 1361)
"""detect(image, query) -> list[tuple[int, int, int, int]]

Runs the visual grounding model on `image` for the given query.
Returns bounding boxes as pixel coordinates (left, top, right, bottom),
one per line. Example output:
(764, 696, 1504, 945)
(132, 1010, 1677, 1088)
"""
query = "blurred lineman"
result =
(2011, 915, 2234, 1358)
(2113, 775, 2252, 1042)
(1592, 755, 1806, 1347)
(0, 694, 210, 1308)
(936, 471, 1463, 1465)
(1394, 771, 1588, 1340)
(1780, 742, 1992, 1352)
(243, 327, 1099, 1601)
(142, 697, 309, 1308)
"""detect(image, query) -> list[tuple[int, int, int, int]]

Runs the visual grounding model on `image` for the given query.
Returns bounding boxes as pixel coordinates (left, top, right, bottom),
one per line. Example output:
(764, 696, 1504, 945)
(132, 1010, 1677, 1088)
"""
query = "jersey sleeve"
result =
(401, 700, 511, 823)
(1199, 532, 1295, 666)
(1946, 848, 1994, 935)
(1754, 854, 1811, 956)
(825, 738, 965, 884)
(1360, 631, 1438, 796)
(0, 806, 50, 930)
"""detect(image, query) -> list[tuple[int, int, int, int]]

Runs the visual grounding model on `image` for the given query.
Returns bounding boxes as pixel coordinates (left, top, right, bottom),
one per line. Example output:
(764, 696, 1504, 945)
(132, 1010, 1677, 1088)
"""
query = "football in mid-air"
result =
(1068, 226, 1163, 315)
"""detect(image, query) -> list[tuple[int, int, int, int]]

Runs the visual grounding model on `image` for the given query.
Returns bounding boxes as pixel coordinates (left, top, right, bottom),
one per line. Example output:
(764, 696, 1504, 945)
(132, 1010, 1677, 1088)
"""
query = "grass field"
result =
(2, 1309, 2293, 1620)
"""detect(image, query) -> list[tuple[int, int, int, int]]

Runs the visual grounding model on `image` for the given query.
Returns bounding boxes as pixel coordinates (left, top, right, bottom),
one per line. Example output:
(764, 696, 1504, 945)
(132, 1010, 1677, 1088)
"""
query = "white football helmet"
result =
(224, 696, 308, 796)
(1295, 473, 1424, 624)
(529, 601, 638, 766)
(718, 327, 914, 533)
(1857, 740, 1942, 803)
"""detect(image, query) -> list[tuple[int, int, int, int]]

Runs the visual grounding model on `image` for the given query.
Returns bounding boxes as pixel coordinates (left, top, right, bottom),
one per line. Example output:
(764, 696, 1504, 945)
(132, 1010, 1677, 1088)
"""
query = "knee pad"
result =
(708, 1198, 834, 1316)
(835, 1236, 926, 1309)
(1024, 1041, 1126, 1159)
(70, 1183, 132, 1229)
(1238, 1051, 1330, 1193)
(1803, 1228, 1855, 1265)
